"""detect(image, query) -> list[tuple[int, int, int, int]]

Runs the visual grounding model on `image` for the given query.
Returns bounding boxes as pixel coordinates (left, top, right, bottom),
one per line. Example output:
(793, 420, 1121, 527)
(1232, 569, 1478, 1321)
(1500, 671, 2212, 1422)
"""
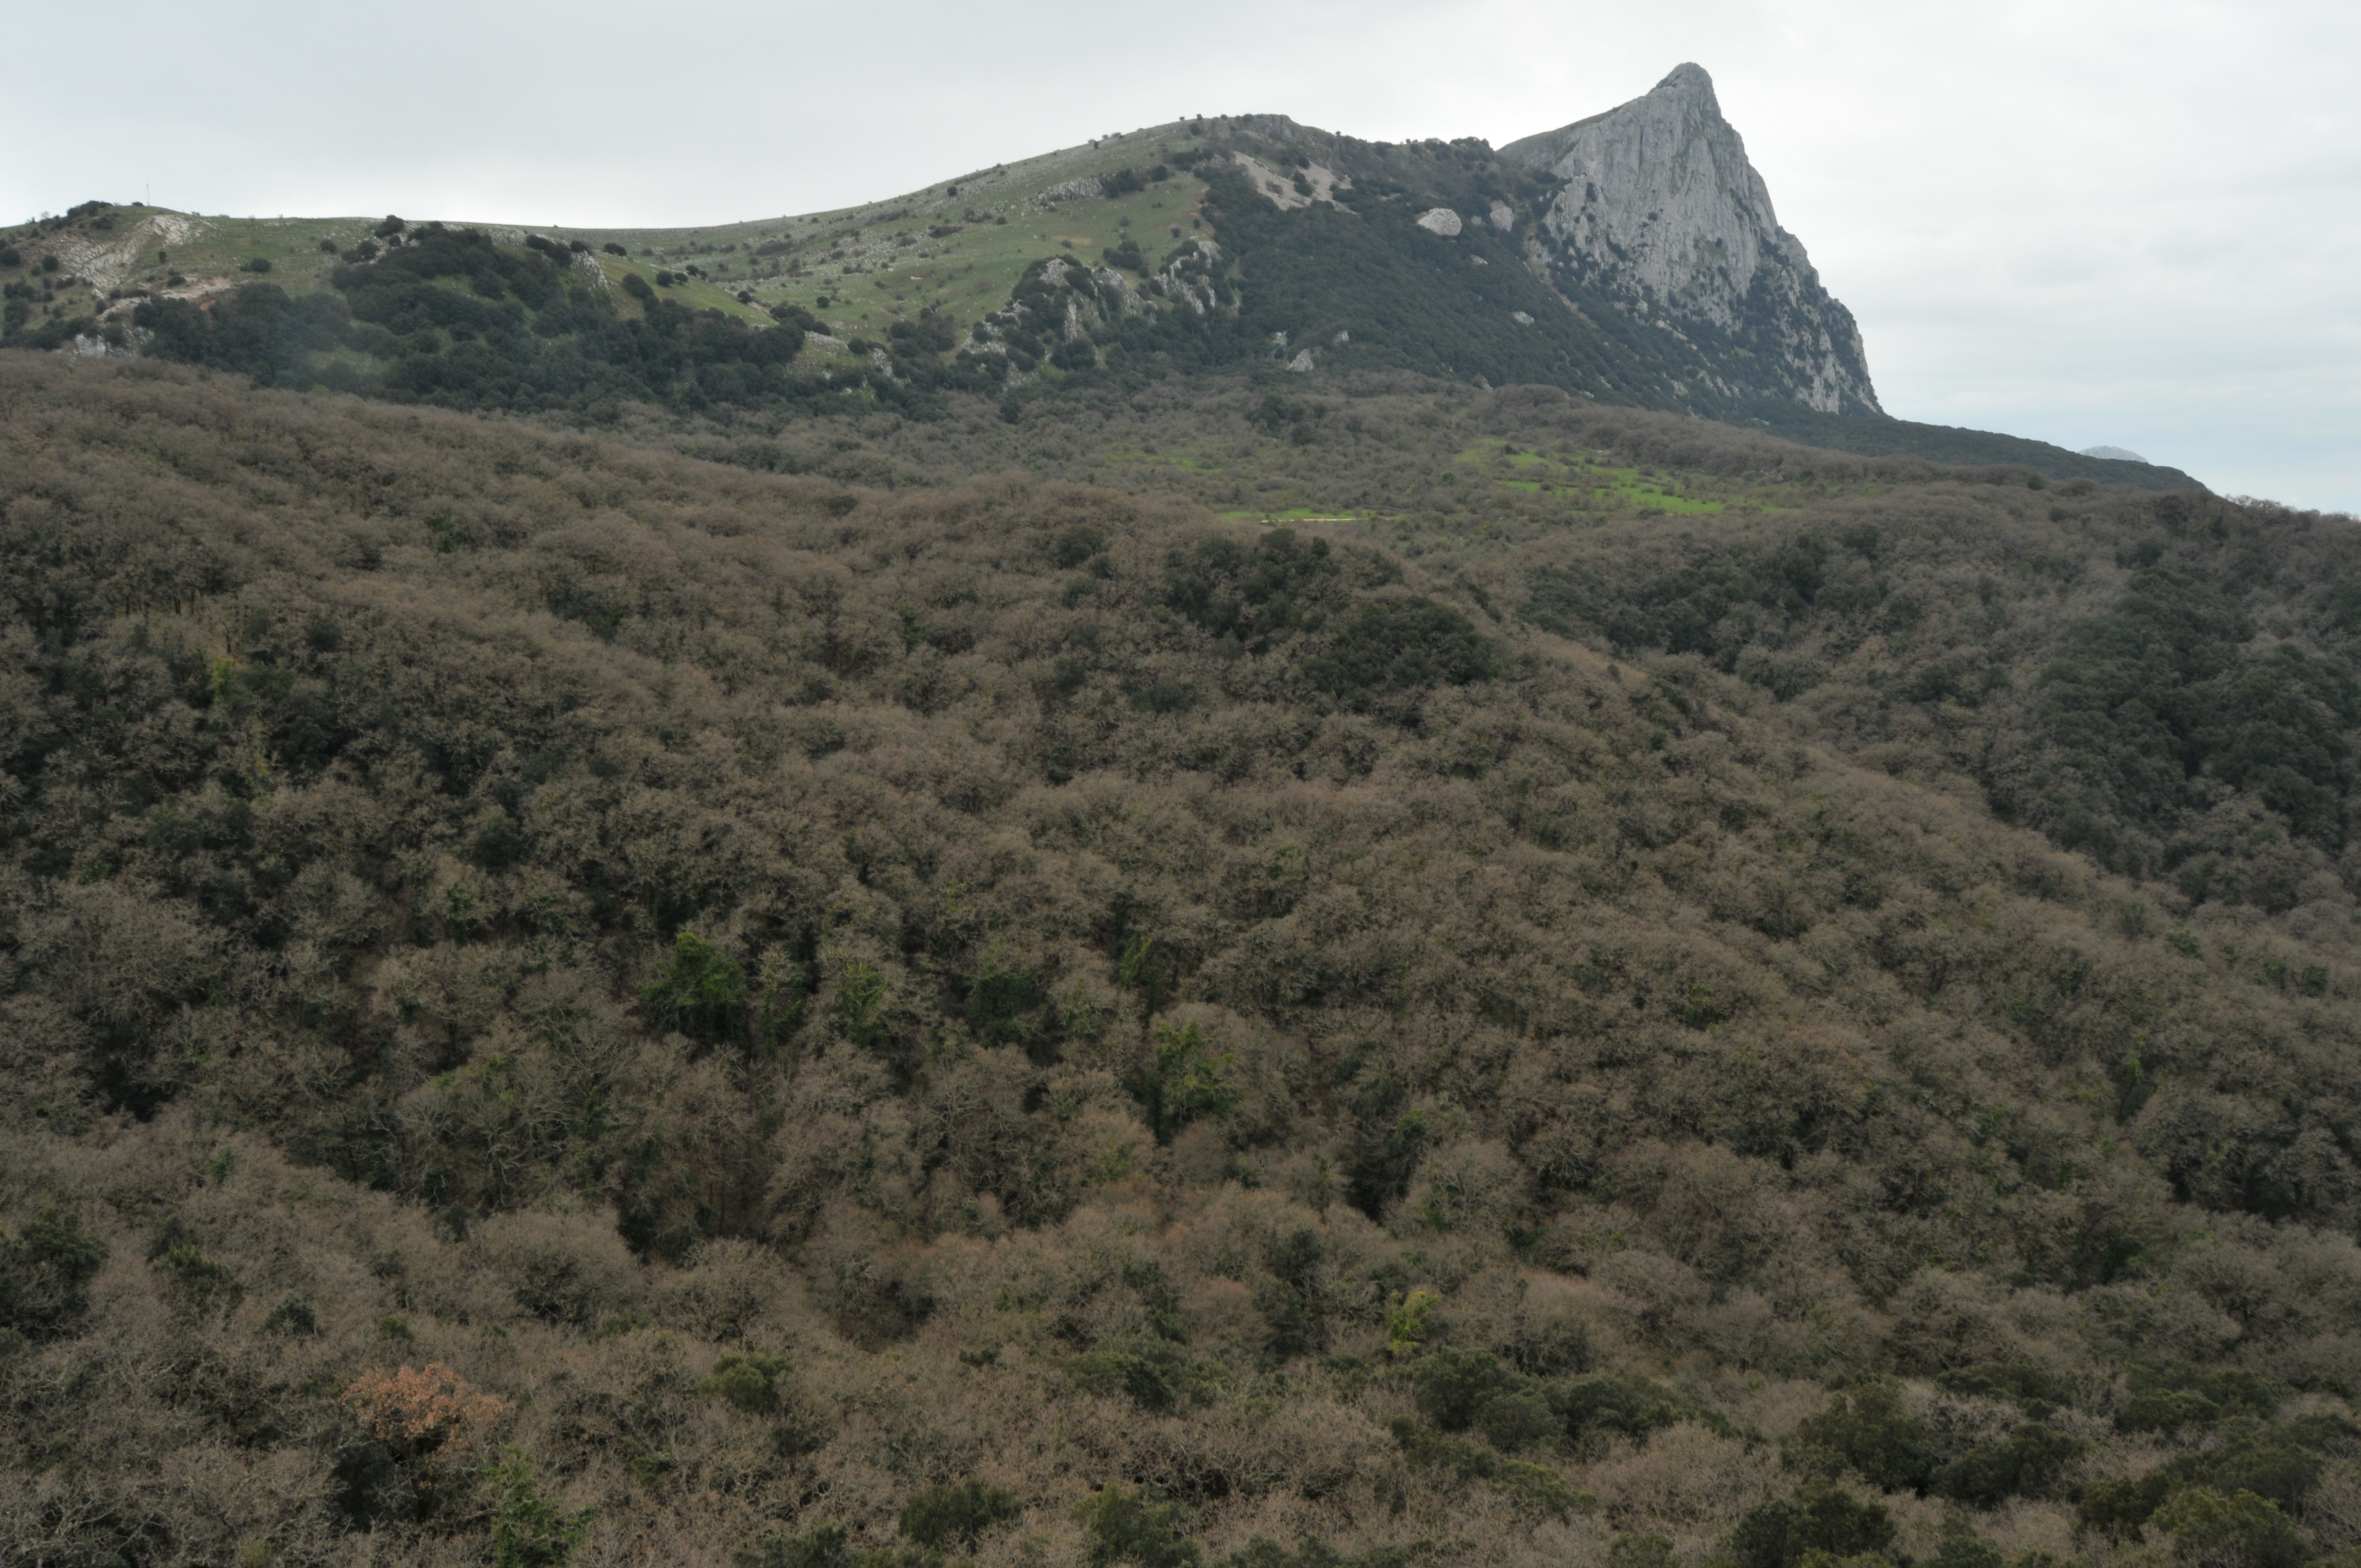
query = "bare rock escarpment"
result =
(1503, 63, 1881, 415)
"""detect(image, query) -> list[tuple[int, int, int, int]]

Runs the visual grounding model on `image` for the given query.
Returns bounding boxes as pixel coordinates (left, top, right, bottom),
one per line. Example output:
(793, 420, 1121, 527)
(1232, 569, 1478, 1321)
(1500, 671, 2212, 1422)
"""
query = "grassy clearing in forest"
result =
(1454, 438, 1731, 514)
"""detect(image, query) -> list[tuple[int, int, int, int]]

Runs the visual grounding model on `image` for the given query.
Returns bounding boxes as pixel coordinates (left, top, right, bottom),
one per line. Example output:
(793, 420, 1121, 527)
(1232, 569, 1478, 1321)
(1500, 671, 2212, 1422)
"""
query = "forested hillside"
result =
(6, 355, 2361, 1568)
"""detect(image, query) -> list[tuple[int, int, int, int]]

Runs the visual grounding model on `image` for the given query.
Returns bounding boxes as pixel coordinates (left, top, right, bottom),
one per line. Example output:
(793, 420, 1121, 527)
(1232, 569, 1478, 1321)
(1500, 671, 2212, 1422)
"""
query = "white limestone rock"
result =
(1233, 153, 1350, 210)
(1502, 63, 1880, 415)
(1414, 208, 1462, 236)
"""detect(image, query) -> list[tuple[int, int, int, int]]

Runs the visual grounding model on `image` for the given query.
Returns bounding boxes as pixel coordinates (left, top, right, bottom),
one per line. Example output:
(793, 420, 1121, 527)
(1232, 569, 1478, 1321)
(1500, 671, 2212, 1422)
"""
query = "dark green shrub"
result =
(887, 311, 956, 357)
(242, 256, 274, 273)
(1300, 597, 1493, 706)
(641, 932, 748, 1043)
(1074, 1487, 1199, 1568)
(701, 1352, 793, 1415)
(1730, 1482, 1896, 1568)
(1133, 1021, 1237, 1144)
(1388, 1420, 1577, 1518)
(2034, 572, 2361, 867)
(0, 1204, 108, 1339)
(1932, 1423, 2084, 1507)
(2117, 1365, 2281, 1433)
(1476, 1389, 1558, 1452)
(1792, 1381, 1931, 1492)
(133, 282, 353, 386)
(736, 1526, 855, 1568)
(1411, 1347, 1519, 1431)
(900, 1481, 1022, 1548)
(1222, 1541, 1412, 1568)
(1935, 1362, 2076, 1415)
(1068, 1344, 1222, 1413)
(262, 1295, 319, 1335)
(1604, 1537, 1675, 1568)
(2076, 1470, 2174, 1539)
(2119, 1389, 2224, 1434)
(154, 1244, 242, 1317)
(1255, 1228, 1325, 1361)
(1558, 1375, 1691, 1445)
(1923, 1537, 2004, 1568)
(489, 1446, 589, 1568)
(1247, 391, 1316, 436)
(1163, 529, 1337, 652)
(2151, 1487, 2304, 1568)
(964, 955, 1041, 1049)
(2170, 1414, 2358, 1511)
(1053, 522, 1108, 568)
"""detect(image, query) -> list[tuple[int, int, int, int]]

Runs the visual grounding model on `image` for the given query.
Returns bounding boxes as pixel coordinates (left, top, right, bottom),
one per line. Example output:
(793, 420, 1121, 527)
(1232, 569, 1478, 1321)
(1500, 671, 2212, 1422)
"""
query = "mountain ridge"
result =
(0, 79, 2200, 491)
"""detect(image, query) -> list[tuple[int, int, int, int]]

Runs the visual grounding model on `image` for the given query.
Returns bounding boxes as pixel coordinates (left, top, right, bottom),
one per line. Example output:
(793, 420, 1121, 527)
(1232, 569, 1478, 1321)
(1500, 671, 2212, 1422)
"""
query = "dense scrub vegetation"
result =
(700, 371, 2315, 898)
(1479, 428, 2361, 902)
(122, 224, 846, 418)
(6, 353, 2361, 1568)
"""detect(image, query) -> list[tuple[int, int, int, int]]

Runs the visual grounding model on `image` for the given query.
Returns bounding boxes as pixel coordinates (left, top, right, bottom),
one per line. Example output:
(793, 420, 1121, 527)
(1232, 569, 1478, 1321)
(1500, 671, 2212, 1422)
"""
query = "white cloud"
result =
(9, 0, 2356, 508)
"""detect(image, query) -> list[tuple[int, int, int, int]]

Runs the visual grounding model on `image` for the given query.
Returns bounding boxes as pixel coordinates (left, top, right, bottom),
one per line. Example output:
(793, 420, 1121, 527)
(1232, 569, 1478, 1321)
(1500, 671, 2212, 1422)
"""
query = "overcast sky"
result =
(9, 0, 2355, 510)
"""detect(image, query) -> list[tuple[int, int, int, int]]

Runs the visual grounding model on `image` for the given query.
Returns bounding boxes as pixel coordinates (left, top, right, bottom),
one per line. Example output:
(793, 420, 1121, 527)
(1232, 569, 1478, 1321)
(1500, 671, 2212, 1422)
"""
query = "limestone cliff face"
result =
(1502, 64, 1881, 415)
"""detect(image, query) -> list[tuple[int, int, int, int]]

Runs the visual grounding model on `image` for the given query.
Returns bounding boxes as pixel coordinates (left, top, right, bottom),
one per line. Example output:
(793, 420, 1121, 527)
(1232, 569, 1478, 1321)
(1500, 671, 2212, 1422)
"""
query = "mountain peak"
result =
(1502, 66, 1880, 416)
(1653, 61, 1717, 102)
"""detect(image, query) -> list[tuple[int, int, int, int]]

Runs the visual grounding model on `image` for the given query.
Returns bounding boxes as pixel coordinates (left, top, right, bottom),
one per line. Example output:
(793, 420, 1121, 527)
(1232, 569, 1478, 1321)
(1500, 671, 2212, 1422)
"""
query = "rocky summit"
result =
(1504, 63, 1881, 415)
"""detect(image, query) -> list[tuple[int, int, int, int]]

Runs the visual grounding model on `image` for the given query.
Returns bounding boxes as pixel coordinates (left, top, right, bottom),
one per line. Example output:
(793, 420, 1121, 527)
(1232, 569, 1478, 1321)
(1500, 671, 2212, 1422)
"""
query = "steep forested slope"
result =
(4, 356, 2361, 1568)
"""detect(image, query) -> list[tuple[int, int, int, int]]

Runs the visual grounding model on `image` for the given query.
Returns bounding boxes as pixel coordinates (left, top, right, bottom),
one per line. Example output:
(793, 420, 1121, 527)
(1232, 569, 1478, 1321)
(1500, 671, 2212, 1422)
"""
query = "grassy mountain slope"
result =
(5, 354, 2361, 1566)
(2, 118, 2200, 491)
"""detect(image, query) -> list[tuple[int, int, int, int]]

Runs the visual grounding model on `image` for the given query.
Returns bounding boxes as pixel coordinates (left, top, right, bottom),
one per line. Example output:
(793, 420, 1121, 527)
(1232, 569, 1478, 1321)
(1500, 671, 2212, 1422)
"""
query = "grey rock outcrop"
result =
(1503, 63, 1880, 415)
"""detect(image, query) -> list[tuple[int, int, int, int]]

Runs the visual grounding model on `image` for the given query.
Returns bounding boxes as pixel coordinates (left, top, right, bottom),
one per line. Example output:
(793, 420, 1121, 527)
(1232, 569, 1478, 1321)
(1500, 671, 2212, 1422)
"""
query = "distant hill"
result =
(1737, 399, 2201, 488)
(0, 78, 2200, 491)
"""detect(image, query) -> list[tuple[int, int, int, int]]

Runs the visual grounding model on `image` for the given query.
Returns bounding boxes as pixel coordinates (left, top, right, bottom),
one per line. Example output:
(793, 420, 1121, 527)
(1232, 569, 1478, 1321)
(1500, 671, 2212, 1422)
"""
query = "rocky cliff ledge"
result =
(1503, 64, 1881, 416)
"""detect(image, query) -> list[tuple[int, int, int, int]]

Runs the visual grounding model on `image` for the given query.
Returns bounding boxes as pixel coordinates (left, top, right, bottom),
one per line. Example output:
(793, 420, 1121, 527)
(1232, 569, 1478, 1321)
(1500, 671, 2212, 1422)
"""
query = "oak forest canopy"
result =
(9, 62, 2361, 1568)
